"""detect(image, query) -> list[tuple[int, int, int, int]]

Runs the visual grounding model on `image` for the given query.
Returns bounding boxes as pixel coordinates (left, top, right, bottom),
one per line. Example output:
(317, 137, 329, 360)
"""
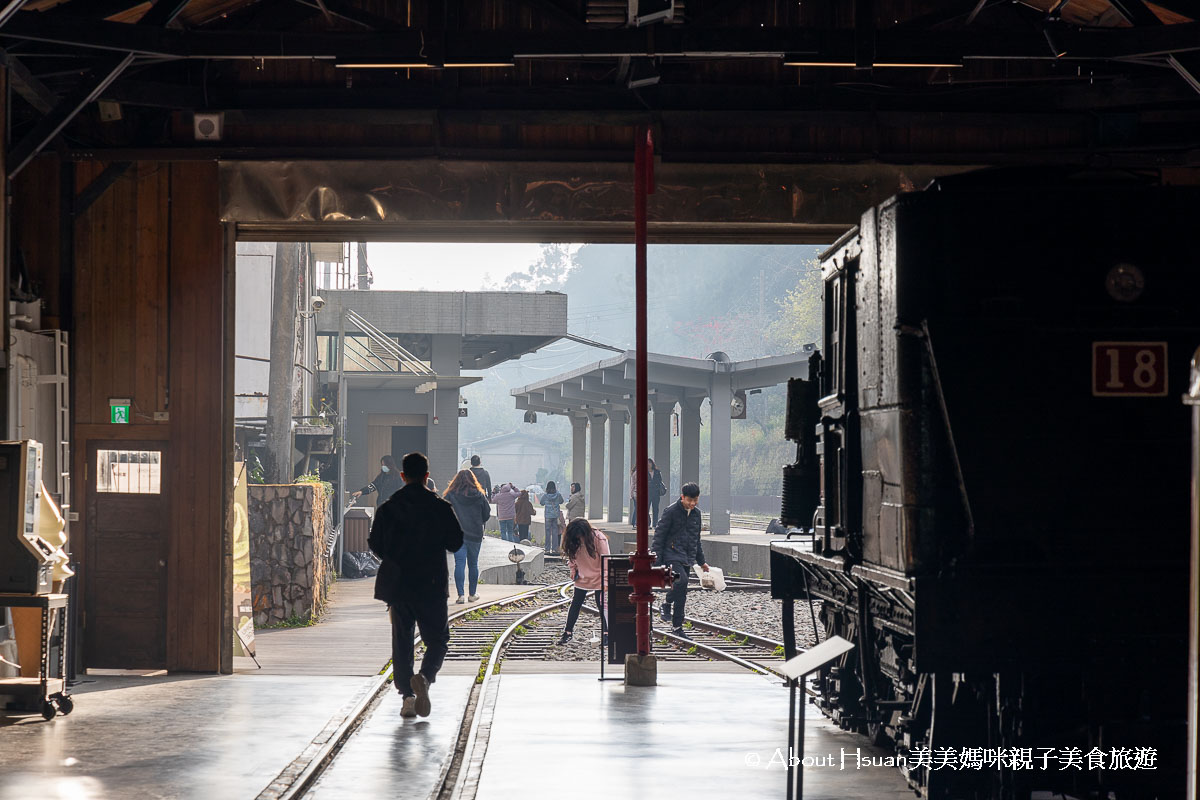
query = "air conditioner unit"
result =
(193, 112, 224, 141)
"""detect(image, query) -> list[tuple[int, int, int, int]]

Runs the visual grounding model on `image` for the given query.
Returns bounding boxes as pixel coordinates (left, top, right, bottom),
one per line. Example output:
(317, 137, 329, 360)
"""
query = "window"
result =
(97, 449, 162, 494)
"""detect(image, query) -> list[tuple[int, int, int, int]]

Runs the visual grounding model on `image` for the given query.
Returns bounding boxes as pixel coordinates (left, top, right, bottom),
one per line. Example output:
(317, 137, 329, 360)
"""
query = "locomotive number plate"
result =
(1092, 342, 1168, 397)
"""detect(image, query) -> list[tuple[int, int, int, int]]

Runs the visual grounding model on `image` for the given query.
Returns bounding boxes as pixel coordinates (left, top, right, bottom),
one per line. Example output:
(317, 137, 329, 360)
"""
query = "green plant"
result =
(259, 612, 320, 629)
(683, 621, 693, 630)
(773, 645, 786, 658)
(515, 625, 527, 636)
(685, 645, 698, 655)
(247, 454, 266, 484)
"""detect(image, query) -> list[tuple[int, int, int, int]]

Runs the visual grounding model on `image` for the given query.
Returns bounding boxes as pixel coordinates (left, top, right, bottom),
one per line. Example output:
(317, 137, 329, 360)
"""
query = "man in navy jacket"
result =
(651, 482, 710, 638)
(369, 451, 464, 718)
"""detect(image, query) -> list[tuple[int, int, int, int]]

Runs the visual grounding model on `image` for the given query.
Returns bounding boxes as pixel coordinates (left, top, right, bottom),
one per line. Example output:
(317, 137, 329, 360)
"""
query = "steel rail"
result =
(273, 582, 571, 800)
(440, 592, 574, 800)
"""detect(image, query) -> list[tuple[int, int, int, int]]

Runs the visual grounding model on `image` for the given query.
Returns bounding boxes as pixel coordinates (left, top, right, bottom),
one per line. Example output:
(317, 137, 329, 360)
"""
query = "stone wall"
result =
(248, 483, 333, 626)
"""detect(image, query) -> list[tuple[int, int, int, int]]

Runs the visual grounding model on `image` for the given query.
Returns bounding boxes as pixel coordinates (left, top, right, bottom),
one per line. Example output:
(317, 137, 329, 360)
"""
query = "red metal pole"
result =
(628, 125, 671, 657)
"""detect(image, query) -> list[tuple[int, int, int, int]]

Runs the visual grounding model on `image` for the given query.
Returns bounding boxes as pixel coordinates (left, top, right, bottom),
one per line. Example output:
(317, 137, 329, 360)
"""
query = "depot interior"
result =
(0, 0, 1197, 778)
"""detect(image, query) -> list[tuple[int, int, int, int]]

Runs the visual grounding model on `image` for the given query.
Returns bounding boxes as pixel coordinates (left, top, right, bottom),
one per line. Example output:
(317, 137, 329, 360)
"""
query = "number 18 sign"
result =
(1092, 342, 1168, 397)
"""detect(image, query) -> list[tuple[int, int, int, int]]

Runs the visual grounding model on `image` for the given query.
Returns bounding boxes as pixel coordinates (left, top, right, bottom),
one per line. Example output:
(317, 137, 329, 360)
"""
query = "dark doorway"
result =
(391, 426, 428, 466)
(84, 442, 169, 669)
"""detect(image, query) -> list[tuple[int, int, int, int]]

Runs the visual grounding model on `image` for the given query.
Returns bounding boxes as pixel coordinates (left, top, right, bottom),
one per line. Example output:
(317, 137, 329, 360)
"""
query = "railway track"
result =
(278, 582, 787, 800)
(571, 597, 788, 677)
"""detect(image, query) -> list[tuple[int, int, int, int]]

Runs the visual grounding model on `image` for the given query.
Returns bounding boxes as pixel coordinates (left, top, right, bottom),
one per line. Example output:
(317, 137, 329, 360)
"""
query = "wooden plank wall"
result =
(13, 158, 229, 672)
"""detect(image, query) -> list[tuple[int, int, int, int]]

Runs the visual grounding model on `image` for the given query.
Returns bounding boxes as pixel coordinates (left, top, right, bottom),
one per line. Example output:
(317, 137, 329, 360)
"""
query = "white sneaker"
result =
(400, 696, 417, 718)
(455, 596, 466, 604)
(468, 594, 479, 602)
(410, 674, 431, 717)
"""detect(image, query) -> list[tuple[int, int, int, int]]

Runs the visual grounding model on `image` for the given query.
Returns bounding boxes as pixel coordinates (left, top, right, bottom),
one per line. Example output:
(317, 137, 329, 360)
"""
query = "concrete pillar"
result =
(589, 413, 606, 520)
(653, 402, 673, 498)
(679, 396, 702, 488)
(429, 334, 463, 492)
(608, 410, 626, 523)
(570, 415, 587, 493)
(709, 372, 732, 536)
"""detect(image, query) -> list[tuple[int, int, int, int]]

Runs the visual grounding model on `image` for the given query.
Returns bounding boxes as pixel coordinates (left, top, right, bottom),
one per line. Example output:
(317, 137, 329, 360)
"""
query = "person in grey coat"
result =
(444, 469, 491, 603)
(565, 483, 586, 521)
(651, 482, 709, 638)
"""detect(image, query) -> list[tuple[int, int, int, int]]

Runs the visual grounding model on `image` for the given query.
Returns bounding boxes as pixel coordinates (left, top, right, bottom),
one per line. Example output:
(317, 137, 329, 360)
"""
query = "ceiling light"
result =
(334, 62, 432, 69)
(784, 60, 963, 68)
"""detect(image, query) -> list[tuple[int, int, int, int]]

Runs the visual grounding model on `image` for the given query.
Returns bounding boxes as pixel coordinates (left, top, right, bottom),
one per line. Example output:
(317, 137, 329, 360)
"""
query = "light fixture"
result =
(784, 60, 963, 68)
(334, 61, 514, 69)
(334, 62, 433, 69)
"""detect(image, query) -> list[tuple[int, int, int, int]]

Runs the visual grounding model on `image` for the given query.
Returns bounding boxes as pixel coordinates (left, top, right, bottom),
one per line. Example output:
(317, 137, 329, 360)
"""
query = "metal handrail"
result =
(344, 309, 434, 375)
(342, 337, 394, 372)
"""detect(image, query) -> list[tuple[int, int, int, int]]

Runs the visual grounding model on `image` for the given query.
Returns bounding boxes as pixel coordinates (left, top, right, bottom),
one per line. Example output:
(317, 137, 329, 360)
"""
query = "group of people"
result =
(489, 477, 586, 556)
(361, 449, 710, 720)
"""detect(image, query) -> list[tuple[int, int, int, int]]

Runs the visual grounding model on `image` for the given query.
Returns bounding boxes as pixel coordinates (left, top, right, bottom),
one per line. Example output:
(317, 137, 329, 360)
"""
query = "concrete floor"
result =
(0, 673, 367, 800)
(1, 577, 912, 800)
(477, 672, 915, 800)
(306, 676, 474, 800)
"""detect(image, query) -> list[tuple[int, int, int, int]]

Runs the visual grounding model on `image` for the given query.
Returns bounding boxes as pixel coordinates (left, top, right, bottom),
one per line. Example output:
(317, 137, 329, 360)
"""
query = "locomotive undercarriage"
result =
(793, 557, 1160, 800)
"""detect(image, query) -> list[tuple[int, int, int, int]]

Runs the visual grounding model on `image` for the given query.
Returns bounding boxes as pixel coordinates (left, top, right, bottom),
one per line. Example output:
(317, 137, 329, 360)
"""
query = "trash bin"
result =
(343, 507, 372, 553)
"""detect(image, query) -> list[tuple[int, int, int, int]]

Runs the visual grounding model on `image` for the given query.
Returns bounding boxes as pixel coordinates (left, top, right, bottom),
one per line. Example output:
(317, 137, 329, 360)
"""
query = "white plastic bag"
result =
(693, 564, 726, 591)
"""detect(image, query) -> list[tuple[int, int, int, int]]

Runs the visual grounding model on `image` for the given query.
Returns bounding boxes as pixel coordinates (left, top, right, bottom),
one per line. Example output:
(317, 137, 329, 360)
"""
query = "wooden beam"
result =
(4, 17, 1200, 62)
(0, 48, 56, 113)
(7, 54, 135, 179)
(74, 161, 132, 216)
(7, 0, 192, 179)
(1108, 0, 1163, 26)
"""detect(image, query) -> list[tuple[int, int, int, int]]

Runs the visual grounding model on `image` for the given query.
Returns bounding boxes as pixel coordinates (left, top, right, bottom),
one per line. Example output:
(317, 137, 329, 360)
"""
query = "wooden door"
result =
(84, 442, 169, 668)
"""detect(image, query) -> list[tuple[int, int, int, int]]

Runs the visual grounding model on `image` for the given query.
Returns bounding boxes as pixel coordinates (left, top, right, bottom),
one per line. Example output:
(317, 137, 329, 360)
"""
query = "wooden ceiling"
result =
(1, 0, 1198, 173)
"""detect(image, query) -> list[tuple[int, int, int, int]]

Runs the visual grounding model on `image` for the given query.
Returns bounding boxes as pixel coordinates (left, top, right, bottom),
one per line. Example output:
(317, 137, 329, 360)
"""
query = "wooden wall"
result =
(13, 158, 230, 672)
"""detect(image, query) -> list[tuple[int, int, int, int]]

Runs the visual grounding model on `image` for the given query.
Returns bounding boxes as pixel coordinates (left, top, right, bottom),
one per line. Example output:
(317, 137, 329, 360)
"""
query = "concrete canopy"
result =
(316, 290, 567, 370)
(511, 348, 815, 534)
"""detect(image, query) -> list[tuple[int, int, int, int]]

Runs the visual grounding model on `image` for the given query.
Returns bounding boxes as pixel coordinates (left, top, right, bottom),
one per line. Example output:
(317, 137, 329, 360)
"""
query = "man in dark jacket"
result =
(468, 454, 492, 497)
(651, 482, 709, 639)
(368, 451, 464, 719)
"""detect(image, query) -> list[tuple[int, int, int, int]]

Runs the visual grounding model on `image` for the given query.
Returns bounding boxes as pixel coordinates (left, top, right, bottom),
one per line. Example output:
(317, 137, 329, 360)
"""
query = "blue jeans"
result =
(454, 539, 482, 597)
(499, 519, 515, 542)
(544, 519, 561, 553)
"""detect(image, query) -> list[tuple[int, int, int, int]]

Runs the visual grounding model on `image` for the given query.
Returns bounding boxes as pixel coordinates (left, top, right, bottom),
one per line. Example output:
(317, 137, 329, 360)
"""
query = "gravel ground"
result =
(534, 562, 821, 650)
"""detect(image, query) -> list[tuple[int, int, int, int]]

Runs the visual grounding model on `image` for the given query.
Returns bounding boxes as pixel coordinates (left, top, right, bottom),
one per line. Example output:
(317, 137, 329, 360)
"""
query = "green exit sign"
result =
(111, 405, 130, 424)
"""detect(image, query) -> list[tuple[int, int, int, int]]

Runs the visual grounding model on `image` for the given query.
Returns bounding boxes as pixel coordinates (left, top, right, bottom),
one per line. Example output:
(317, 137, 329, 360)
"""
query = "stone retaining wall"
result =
(248, 483, 333, 626)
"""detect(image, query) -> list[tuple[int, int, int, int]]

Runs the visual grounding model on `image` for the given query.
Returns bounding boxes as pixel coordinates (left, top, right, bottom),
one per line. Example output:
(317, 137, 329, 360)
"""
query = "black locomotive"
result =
(771, 171, 1198, 799)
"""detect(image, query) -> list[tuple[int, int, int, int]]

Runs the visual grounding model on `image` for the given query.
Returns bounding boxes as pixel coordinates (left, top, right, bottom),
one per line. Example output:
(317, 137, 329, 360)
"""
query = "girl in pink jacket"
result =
(559, 519, 610, 645)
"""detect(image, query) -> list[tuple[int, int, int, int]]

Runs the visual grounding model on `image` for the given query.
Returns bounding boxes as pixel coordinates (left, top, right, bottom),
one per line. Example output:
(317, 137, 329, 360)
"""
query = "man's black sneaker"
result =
(557, 630, 573, 646)
(659, 604, 672, 623)
(672, 627, 692, 641)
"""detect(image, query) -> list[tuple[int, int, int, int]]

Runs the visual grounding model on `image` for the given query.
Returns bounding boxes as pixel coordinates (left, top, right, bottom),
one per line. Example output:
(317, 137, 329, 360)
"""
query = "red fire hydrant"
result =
(628, 554, 673, 656)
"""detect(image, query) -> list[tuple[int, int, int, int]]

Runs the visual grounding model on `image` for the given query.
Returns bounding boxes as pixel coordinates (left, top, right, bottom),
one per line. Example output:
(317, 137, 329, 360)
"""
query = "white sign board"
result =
(780, 635, 855, 680)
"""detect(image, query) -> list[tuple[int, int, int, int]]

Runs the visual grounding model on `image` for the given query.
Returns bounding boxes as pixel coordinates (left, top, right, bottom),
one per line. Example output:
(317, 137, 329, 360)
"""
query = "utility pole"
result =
(266, 242, 300, 484)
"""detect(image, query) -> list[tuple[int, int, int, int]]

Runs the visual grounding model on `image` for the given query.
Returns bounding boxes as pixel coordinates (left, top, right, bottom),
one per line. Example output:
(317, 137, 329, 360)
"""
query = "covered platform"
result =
(1, 569, 904, 800)
(512, 348, 814, 534)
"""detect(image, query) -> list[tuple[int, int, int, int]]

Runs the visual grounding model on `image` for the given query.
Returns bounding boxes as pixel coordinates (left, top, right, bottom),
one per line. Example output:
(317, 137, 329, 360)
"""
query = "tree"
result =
(766, 258, 822, 351)
(499, 243, 577, 292)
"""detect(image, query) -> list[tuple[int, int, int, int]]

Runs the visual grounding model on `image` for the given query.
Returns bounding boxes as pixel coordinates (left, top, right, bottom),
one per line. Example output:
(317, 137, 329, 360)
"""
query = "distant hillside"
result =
(458, 243, 823, 500)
